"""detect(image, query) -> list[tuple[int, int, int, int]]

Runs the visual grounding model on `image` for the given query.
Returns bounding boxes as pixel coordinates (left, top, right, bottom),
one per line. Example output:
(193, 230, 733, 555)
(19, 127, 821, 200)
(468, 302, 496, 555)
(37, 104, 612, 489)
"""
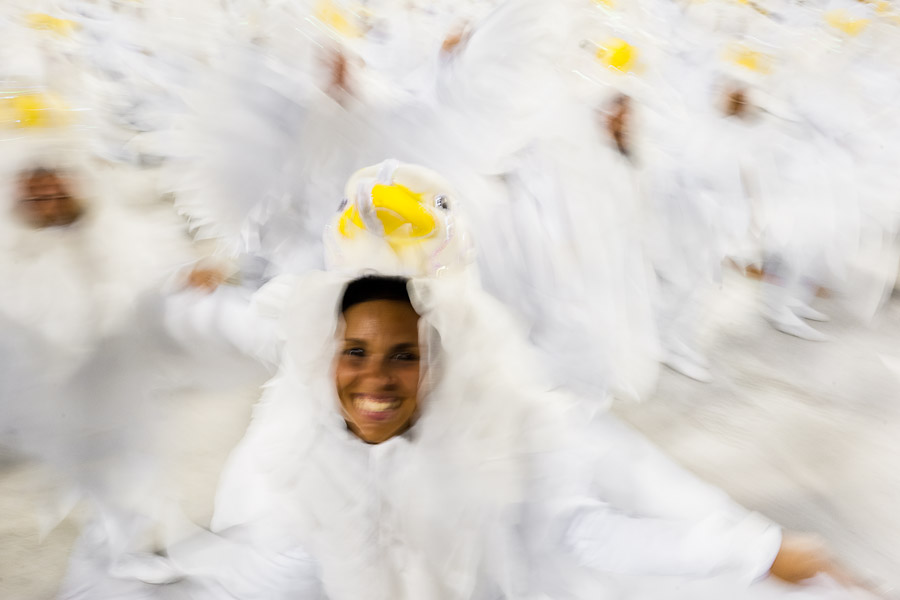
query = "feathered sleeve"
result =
(164, 520, 325, 600)
(528, 410, 783, 584)
(559, 498, 781, 582)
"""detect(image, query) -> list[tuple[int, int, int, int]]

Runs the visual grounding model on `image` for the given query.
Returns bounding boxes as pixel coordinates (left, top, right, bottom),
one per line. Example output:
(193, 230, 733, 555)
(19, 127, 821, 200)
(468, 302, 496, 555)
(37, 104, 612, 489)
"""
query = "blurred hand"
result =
(330, 50, 349, 93)
(322, 48, 357, 105)
(184, 266, 227, 293)
(441, 23, 470, 55)
(769, 534, 852, 586)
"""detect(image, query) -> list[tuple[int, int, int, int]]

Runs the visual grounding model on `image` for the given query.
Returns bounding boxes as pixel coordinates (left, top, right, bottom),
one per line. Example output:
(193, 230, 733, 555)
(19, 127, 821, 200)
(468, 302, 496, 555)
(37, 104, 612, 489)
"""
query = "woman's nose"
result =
(361, 356, 395, 386)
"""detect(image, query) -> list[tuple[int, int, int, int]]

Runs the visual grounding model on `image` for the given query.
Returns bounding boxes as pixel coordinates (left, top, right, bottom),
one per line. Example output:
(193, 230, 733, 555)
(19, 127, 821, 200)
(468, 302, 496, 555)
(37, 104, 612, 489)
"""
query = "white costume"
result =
(59, 161, 873, 600)
(0, 24, 211, 578)
(0, 131, 197, 559)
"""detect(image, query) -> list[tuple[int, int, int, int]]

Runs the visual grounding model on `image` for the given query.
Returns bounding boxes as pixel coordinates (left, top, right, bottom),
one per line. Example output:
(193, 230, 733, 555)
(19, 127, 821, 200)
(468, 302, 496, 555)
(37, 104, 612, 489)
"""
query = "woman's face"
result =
(335, 299, 421, 444)
(16, 171, 83, 228)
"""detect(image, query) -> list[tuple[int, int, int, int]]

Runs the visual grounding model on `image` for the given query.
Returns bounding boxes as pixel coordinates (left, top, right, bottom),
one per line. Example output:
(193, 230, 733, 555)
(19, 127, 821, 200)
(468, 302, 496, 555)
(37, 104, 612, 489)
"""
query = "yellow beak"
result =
(338, 182, 437, 248)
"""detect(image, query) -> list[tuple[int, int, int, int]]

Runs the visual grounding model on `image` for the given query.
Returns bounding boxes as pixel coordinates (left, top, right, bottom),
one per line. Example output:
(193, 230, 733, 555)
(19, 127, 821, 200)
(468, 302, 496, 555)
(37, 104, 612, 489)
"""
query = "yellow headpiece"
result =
(327, 160, 471, 277)
(596, 38, 638, 73)
(26, 13, 78, 37)
(337, 181, 437, 249)
(825, 9, 870, 35)
(0, 91, 71, 129)
(857, 0, 894, 13)
(315, 0, 363, 38)
(725, 44, 773, 73)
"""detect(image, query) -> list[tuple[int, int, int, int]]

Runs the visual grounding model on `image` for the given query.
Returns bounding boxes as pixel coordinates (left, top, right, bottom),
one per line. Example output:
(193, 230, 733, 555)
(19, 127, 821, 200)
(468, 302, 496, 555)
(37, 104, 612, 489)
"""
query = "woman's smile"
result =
(352, 394, 404, 420)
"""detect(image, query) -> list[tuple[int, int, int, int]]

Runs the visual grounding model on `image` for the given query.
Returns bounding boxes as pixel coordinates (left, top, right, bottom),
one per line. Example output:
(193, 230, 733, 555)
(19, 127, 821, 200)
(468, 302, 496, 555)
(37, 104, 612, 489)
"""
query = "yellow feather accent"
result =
(27, 13, 78, 36)
(315, 0, 362, 38)
(726, 44, 773, 73)
(826, 10, 870, 35)
(596, 38, 637, 73)
(0, 92, 70, 129)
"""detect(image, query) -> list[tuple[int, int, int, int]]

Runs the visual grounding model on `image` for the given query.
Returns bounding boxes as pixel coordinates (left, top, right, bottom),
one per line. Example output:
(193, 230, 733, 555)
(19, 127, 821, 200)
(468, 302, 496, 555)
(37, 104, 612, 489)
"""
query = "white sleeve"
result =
(580, 415, 746, 521)
(162, 286, 280, 369)
(533, 411, 782, 584)
(560, 498, 782, 583)
(166, 522, 325, 600)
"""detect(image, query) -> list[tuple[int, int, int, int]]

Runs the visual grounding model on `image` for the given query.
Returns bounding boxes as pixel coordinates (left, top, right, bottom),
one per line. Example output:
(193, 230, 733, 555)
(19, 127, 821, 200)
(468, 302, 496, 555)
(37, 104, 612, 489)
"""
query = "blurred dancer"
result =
(168, 0, 650, 405)
(0, 83, 204, 574)
(754, 106, 837, 342)
(60, 161, 873, 600)
(644, 79, 763, 381)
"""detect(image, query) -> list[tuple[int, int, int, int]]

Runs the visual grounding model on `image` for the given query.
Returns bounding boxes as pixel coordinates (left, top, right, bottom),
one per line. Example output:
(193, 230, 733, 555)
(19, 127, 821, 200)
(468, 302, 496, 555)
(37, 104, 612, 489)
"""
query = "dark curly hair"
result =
(340, 275, 412, 314)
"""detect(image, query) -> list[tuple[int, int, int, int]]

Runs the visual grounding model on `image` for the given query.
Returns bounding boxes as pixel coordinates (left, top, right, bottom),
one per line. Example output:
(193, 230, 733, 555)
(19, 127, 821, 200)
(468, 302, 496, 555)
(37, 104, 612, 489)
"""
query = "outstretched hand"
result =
(184, 265, 227, 293)
(769, 534, 861, 590)
(441, 23, 471, 55)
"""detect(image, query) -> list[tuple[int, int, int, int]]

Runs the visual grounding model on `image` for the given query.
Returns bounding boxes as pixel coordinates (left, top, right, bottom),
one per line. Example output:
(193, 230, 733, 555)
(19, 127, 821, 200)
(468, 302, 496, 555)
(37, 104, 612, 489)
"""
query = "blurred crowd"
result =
(2, 0, 900, 597)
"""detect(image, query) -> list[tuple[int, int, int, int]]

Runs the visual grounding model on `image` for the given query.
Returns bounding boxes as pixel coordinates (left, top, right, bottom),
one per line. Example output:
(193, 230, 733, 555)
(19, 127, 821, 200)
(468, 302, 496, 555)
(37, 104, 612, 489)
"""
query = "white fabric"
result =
(122, 270, 812, 600)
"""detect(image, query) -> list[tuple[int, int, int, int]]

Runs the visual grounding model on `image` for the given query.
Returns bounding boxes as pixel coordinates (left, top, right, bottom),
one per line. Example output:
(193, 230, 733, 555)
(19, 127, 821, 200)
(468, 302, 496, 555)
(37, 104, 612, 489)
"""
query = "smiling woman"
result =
(335, 276, 421, 444)
(57, 160, 876, 600)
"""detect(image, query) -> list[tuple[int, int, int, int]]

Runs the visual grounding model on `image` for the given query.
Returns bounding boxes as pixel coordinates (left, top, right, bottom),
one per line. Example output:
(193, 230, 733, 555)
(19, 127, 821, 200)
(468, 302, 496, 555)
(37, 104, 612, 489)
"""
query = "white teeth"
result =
(355, 396, 401, 413)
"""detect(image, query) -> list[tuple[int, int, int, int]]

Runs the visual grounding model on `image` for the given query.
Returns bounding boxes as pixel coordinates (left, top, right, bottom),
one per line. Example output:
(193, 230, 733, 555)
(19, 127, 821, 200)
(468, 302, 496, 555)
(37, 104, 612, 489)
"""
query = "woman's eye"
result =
(392, 352, 419, 362)
(343, 348, 365, 357)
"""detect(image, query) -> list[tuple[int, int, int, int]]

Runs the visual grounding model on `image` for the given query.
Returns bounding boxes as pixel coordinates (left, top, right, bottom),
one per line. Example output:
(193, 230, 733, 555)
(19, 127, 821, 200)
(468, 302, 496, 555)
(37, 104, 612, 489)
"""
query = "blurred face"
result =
(16, 171, 83, 228)
(725, 89, 749, 118)
(335, 300, 421, 444)
(605, 95, 632, 157)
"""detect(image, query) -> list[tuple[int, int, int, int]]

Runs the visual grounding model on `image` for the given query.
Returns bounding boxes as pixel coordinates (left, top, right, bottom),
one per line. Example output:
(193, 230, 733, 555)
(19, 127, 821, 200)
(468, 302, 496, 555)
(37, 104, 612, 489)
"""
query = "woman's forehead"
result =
(341, 300, 420, 340)
(24, 171, 65, 187)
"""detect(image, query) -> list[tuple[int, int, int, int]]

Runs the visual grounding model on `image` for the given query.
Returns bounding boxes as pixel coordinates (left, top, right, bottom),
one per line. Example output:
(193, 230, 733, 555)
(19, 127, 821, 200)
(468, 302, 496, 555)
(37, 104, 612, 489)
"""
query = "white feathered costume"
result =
(0, 79, 211, 586)
(62, 161, 872, 600)
(162, 0, 663, 403)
